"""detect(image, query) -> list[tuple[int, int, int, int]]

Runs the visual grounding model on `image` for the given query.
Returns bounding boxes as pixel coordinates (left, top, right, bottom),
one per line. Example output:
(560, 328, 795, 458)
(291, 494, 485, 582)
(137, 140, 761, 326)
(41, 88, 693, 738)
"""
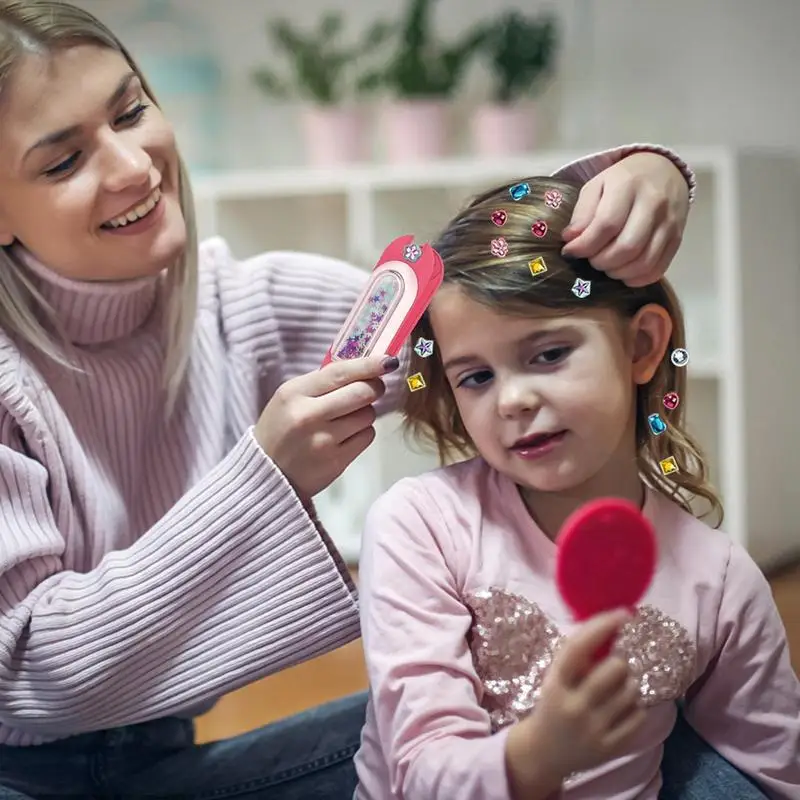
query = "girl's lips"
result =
(512, 430, 568, 459)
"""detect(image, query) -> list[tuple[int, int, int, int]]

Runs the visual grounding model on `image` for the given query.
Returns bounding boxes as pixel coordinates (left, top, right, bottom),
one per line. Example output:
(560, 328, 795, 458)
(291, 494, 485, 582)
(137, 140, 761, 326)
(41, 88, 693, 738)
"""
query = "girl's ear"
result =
(629, 304, 673, 385)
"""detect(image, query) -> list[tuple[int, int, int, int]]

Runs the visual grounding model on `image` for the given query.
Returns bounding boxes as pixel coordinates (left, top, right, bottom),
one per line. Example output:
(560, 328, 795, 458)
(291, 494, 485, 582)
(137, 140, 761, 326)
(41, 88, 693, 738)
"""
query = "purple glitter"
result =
(335, 271, 402, 359)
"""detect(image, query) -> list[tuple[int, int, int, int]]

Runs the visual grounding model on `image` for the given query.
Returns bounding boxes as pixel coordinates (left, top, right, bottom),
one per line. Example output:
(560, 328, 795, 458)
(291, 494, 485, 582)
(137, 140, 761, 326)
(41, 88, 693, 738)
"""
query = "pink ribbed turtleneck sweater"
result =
(0, 238, 380, 746)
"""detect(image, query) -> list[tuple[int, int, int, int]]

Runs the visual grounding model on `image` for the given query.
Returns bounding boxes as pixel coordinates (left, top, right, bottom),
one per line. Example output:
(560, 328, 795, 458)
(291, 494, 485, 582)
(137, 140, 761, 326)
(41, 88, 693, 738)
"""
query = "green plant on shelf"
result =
(482, 11, 558, 104)
(359, 0, 490, 99)
(252, 12, 393, 105)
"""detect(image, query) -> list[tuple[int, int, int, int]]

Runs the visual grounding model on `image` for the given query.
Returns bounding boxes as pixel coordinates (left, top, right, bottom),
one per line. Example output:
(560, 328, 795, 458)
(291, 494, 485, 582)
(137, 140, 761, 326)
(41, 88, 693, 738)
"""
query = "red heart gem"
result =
(491, 210, 507, 226)
(532, 220, 548, 238)
(663, 392, 680, 411)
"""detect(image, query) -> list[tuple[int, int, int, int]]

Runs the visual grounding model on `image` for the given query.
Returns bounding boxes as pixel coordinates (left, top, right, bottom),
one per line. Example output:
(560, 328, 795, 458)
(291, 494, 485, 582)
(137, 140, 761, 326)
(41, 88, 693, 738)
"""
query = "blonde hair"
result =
(403, 176, 723, 526)
(0, 0, 198, 410)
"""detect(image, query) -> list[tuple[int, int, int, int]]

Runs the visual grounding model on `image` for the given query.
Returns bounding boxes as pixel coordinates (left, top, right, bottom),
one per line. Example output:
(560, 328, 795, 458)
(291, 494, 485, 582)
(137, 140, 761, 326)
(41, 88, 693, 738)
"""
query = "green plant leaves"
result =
(250, 2, 559, 105)
(485, 12, 558, 103)
(252, 13, 402, 104)
(374, 0, 490, 98)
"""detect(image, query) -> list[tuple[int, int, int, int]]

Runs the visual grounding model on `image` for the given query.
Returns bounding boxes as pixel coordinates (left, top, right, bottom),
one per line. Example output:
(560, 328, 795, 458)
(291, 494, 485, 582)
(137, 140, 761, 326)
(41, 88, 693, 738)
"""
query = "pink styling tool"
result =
(320, 235, 444, 367)
(556, 498, 658, 662)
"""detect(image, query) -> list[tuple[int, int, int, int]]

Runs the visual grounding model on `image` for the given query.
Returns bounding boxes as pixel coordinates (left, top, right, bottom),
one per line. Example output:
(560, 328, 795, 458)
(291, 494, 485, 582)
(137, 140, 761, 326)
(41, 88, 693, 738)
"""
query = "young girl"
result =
(0, 2, 712, 798)
(354, 177, 800, 799)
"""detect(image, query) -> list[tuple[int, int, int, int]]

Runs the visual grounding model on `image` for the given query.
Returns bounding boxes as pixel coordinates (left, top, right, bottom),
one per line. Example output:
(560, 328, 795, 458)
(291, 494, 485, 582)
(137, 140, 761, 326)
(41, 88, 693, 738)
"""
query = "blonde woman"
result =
(0, 2, 759, 798)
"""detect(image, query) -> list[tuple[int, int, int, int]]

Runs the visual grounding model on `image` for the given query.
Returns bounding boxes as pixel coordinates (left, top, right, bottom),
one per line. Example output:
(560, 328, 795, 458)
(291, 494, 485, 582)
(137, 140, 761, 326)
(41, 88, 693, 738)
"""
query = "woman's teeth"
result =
(102, 188, 162, 229)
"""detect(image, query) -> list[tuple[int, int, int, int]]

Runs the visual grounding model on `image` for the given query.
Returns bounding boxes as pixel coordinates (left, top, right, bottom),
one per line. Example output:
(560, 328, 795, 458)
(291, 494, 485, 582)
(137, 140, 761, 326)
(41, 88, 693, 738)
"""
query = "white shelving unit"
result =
(192, 147, 800, 571)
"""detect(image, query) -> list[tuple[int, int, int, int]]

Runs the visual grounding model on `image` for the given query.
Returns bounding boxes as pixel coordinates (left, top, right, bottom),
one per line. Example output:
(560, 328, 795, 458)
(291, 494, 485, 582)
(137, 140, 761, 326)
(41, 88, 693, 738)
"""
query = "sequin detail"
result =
(334, 271, 403, 359)
(465, 588, 696, 733)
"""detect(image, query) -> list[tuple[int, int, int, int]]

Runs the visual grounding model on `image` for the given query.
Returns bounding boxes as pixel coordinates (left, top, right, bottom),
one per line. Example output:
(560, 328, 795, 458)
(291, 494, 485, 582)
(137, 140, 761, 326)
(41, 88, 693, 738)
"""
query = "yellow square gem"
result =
(407, 372, 426, 392)
(659, 456, 679, 476)
(528, 256, 548, 276)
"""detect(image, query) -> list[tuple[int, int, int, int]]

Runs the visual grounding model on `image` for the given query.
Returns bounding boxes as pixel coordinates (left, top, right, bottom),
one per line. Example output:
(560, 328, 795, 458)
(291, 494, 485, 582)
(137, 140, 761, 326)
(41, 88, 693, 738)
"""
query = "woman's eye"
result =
(41, 103, 149, 179)
(457, 370, 493, 389)
(116, 103, 148, 125)
(44, 152, 80, 177)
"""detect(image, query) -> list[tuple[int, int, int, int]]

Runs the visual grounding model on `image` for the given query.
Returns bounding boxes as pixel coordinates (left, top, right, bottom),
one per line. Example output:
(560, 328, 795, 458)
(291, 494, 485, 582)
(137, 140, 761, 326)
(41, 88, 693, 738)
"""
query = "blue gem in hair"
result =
(509, 182, 531, 201)
(647, 413, 667, 436)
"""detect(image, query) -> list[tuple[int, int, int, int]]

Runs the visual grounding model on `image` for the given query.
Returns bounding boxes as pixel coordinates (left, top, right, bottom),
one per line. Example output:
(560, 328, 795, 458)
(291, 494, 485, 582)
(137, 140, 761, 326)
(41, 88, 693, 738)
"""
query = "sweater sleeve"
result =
(0, 413, 359, 737)
(219, 244, 410, 418)
(359, 478, 514, 800)
(551, 143, 697, 203)
(682, 543, 800, 799)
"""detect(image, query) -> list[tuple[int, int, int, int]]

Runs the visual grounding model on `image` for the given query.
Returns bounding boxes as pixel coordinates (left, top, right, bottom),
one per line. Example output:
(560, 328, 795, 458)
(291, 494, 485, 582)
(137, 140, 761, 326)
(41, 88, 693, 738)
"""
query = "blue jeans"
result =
(0, 693, 766, 799)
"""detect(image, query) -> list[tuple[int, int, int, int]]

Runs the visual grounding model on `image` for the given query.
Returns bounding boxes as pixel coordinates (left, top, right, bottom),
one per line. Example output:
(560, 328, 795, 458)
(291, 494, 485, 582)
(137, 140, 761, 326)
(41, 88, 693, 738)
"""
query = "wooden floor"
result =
(196, 563, 800, 743)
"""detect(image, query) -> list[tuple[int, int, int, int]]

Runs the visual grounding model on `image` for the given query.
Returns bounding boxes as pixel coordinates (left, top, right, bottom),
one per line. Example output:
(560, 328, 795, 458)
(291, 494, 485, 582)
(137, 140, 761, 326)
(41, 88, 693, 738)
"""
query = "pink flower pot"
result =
(300, 105, 366, 167)
(471, 104, 537, 157)
(381, 100, 449, 163)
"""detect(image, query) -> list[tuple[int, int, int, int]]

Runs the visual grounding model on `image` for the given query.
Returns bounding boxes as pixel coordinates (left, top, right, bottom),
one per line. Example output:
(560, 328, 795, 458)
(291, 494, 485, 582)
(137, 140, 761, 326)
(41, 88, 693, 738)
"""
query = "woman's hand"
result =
(505, 610, 645, 799)
(255, 355, 399, 503)
(562, 152, 690, 287)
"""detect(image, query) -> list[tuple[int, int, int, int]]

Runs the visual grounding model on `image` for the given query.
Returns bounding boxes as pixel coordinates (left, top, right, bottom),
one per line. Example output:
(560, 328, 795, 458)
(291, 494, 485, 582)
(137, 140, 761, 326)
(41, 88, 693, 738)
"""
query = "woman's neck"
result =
(14, 246, 162, 345)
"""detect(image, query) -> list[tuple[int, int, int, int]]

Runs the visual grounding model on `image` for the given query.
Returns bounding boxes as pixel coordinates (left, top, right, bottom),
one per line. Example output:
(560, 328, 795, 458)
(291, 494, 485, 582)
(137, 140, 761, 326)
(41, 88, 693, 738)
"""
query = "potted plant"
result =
(471, 11, 558, 157)
(252, 13, 391, 167)
(360, 0, 489, 162)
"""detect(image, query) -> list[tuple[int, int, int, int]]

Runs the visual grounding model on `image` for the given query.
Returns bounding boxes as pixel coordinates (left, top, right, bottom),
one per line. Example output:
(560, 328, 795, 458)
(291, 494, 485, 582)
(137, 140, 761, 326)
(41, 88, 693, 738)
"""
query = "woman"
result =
(0, 2, 763, 798)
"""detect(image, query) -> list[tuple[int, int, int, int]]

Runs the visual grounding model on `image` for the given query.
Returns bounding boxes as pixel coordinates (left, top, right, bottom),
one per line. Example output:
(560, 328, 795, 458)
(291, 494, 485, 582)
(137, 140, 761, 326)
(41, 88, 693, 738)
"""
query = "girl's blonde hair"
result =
(0, 0, 198, 410)
(403, 176, 723, 526)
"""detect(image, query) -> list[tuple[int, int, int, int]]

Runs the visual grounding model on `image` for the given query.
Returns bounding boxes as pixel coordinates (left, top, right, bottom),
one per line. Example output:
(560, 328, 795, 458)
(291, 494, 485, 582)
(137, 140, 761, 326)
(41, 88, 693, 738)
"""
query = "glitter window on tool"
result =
(334, 271, 404, 359)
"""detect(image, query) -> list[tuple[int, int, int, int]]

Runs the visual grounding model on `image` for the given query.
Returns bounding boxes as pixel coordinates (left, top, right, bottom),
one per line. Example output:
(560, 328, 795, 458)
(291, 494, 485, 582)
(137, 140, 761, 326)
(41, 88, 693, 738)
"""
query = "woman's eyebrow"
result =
(23, 71, 137, 164)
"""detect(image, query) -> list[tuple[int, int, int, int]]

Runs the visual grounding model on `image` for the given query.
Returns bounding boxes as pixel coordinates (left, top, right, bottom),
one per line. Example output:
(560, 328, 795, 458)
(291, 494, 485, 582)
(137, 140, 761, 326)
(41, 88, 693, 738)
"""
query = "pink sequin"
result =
(465, 588, 696, 733)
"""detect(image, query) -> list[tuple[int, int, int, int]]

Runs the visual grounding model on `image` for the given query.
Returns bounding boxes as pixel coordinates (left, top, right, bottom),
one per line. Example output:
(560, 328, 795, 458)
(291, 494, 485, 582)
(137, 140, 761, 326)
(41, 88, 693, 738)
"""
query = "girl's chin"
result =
(512, 464, 591, 495)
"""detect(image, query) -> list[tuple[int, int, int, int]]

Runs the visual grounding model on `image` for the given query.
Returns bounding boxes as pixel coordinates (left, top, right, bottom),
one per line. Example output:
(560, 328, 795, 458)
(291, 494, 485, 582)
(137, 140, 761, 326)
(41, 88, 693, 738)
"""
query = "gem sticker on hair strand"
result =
(531, 220, 548, 238)
(571, 278, 591, 299)
(647, 413, 667, 436)
(413, 337, 434, 358)
(509, 182, 530, 201)
(663, 391, 680, 411)
(491, 209, 507, 227)
(659, 456, 679, 476)
(670, 348, 689, 367)
(407, 372, 427, 392)
(490, 237, 509, 258)
(544, 189, 563, 209)
(528, 256, 548, 277)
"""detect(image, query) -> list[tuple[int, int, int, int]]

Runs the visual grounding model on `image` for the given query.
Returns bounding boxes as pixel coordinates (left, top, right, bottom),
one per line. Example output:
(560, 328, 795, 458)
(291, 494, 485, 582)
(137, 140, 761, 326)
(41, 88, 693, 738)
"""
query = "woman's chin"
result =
(146, 218, 188, 274)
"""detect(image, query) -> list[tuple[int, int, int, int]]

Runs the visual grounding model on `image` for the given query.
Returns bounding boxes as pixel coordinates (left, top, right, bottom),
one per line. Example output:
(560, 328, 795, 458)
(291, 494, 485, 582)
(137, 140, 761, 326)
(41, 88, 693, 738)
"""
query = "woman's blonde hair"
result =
(403, 176, 723, 526)
(0, 0, 198, 410)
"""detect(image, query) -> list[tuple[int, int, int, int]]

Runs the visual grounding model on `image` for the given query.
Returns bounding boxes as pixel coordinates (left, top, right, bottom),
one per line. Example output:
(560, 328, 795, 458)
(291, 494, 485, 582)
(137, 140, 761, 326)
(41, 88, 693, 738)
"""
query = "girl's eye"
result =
(457, 370, 493, 389)
(534, 346, 571, 365)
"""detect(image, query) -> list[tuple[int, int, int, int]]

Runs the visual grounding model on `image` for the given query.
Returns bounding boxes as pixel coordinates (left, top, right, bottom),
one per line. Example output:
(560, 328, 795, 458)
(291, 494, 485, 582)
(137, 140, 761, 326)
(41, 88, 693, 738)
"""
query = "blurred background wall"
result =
(75, 0, 800, 170)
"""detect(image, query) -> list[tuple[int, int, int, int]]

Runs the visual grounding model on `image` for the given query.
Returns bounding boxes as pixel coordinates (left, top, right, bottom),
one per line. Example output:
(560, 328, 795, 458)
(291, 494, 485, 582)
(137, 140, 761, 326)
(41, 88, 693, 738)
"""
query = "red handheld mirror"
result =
(556, 497, 657, 659)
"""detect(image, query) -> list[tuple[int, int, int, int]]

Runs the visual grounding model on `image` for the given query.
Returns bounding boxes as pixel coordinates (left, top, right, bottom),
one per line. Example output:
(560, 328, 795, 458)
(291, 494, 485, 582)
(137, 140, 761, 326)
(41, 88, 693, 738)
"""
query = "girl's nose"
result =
(496, 377, 539, 419)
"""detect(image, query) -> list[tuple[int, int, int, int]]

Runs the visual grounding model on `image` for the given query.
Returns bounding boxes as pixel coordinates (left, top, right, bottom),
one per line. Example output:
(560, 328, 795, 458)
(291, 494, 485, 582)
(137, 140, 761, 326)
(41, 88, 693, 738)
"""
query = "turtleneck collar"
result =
(15, 246, 161, 345)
